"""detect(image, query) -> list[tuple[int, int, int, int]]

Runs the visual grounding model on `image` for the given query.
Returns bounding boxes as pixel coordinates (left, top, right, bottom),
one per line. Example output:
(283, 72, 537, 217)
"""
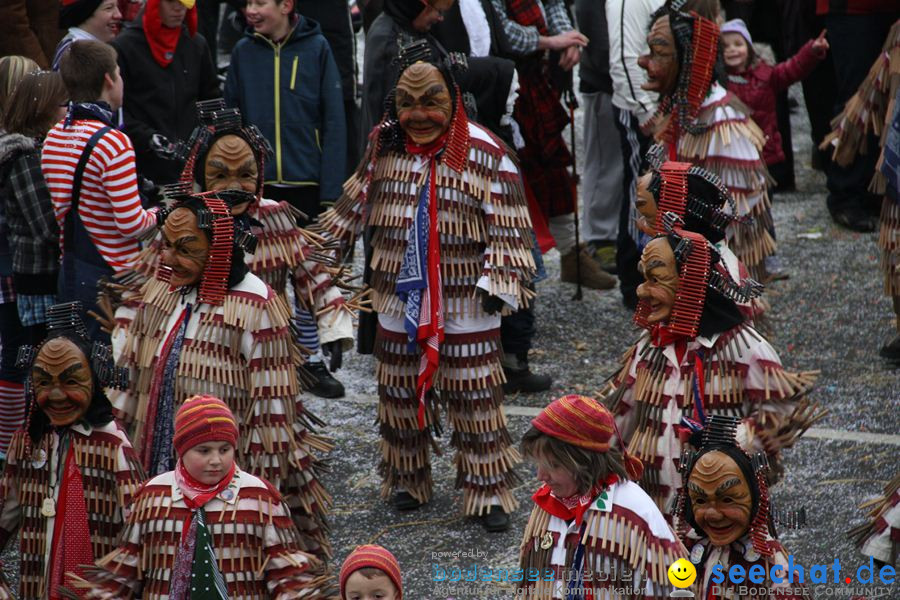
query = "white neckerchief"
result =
(459, 0, 491, 57)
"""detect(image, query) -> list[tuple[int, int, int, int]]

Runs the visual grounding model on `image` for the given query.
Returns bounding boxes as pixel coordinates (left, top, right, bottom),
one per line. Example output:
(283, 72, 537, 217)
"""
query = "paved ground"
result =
(312, 80, 899, 599)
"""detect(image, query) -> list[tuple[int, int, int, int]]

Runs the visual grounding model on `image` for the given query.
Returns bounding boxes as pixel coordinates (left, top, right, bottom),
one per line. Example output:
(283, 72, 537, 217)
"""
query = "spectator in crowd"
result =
(1, 70, 65, 346)
(817, 0, 899, 232)
(721, 20, 828, 192)
(0, 56, 43, 458)
(605, 0, 664, 310)
(225, 0, 346, 223)
(52, 0, 122, 70)
(574, 0, 624, 276)
(297, 0, 362, 180)
(0, 0, 61, 69)
(112, 0, 219, 187)
(41, 40, 158, 343)
(490, 0, 616, 291)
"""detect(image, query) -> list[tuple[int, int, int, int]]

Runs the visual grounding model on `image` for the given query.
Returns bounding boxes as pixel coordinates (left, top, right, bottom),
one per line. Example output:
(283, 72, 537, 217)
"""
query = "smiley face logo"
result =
(667, 558, 697, 588)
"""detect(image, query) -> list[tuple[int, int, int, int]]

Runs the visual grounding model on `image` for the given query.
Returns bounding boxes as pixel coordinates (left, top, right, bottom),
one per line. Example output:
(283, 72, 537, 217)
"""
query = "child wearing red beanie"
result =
(340, 544, 403, 600)
(72, 395, 332, 599)
(518, 395, 688, 599)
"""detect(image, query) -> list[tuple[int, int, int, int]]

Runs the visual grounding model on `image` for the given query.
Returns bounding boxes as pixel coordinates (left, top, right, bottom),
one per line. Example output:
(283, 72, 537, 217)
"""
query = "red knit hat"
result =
(531, 395, 644, 481)
(173, 395, 239, 456)
(339, 545, 403, 600)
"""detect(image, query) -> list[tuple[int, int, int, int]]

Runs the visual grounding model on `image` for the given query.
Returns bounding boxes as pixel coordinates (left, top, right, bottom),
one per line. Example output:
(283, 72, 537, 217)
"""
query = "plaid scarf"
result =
(504, 0, 549, 35)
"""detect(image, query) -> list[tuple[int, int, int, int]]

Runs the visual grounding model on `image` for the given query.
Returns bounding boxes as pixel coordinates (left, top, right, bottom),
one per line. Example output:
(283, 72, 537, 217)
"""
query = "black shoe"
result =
(879, 333, 900, 362)
(503, 357, 552, 394)
(831, 209, 878, 233)
(480, 506, 510, 532)
(306, 361, 345, 398)
(393, 491, 423, 511)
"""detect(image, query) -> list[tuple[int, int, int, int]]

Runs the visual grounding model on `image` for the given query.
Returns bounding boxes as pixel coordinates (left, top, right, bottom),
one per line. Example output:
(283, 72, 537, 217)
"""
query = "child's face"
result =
(344, 571, 398, 600)
(244, 0, 292, 38)
(534, 456, 579, 498)
(182, 441, 235, 485)
(722, 33, 750, 71)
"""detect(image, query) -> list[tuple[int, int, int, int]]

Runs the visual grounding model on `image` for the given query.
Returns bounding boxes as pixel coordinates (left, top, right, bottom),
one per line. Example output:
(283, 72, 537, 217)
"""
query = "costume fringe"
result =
(849, 472, 900, 564)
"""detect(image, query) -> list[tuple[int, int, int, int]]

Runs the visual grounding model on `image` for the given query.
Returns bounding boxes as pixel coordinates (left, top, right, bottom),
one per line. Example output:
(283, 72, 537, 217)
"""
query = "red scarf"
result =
(48, 445, 94, 599)
(405, 133, 447, 429)
(143, 0, 198, 68)
(650, 322, 689, 365)
(532, 475, 618, 528)
(175, 459, 236, 512)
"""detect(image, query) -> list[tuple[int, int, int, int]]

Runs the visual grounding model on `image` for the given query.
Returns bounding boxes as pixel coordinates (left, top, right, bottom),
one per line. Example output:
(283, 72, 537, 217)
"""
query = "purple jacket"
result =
(726, 40, 825, 165)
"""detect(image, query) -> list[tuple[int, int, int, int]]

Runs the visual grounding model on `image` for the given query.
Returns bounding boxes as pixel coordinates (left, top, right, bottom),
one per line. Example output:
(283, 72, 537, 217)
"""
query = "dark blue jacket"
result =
(225, 17, 346, 200)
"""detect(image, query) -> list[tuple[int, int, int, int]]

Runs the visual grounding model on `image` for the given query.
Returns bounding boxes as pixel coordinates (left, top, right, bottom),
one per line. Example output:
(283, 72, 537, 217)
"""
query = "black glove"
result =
(150, 133, 178, 160)
(322, 340, 343, 371)
(480, 291, 505, 315)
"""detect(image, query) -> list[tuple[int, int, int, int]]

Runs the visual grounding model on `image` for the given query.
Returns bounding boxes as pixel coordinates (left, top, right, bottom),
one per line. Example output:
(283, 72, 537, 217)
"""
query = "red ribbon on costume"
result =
(405, 135, 447, 430)
(48, 446, 94, 599)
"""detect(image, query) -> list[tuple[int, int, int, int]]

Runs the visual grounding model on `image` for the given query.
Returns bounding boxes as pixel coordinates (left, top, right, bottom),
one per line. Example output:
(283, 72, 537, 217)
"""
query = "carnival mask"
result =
(160, 207, 210, 288)
(396, 62, 452, 146)
(32, 338, 93, 427)
(204, 134, 258, 215)
(687, 451, 753, 546)
(637, 237, 678, 325)
(635, 172, 658, 236)
(639, 15, 678, 95)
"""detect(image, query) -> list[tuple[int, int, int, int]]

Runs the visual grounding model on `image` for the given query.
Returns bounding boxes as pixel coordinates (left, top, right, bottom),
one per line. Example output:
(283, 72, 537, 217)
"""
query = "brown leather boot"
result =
(560, 246, 617, 290)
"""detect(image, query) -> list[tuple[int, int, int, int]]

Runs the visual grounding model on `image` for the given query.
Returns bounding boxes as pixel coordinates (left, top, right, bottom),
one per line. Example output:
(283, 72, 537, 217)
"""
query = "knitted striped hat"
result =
(340, 545, 403, 600)
(174, 395, 238, 456)
(532, 395, 644, 481)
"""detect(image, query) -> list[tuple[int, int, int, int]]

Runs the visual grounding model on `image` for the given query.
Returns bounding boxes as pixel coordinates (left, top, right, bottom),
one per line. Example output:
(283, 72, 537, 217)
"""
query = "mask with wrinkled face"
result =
(32, 338, 93, 427)
(204, 134, 258, 215)
(688, 451, 754, 546)
(396, 62, 452, 146)
(637, 237, 678, 325)
(160, 207, 209, 288)
(635, 172, 658, 236)
(639, 15, 678, 95)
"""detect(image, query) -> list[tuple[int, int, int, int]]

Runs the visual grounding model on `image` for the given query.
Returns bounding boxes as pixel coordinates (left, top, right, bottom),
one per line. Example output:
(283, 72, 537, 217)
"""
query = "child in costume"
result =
(72, 394, 329, 598)
(639, 1, 775, 280)
(340, 544, 403, 600)
(676, 416, 810, 600)
(0, 301, 144, 599)
(109, 191, 333, 559)
(720, 19, 828, 192)
(319, 40, 536, 531)
(602, 219, 822, 517)
(518, 394, 686, 599)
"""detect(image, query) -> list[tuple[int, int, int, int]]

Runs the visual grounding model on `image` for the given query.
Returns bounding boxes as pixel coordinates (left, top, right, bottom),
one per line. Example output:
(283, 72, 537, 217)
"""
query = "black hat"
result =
(59, 0, 104, 30)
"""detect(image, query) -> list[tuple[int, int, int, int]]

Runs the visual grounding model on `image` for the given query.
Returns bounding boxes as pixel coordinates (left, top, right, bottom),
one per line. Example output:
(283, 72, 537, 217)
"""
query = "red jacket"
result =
(725, 40, 825, 166)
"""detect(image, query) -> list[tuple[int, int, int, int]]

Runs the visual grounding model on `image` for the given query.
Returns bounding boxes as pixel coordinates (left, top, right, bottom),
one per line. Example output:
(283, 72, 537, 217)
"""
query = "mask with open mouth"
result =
(395, 62, 452, 146)
(32, 338, 93, 427)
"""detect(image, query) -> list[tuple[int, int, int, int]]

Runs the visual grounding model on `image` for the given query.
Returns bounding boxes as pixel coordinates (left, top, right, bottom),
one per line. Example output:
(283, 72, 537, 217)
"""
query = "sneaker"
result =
(393, 491, 423, 511)
(306, 360, 345, 399)
(560, 246, 617, 290)
(589, 242, 618, 274)
(480, 506, 510, 532)
(503, 355, 552, 394)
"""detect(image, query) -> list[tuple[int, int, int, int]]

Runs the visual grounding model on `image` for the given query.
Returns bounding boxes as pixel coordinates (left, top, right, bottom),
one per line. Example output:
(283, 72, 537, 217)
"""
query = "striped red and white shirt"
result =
(41, 119, 157, 272)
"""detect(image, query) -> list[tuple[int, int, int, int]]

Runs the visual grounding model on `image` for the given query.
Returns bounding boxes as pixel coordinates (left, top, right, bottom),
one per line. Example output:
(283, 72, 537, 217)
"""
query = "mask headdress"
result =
(176, 99, 273, 200)
(15, 302, 128, 449)
(378, 37, 471, 172)
(634, 214, 763, 335)
(675, 415, 779, 558)
(653, 2, 721, 141)
(156, 192, 257, 305)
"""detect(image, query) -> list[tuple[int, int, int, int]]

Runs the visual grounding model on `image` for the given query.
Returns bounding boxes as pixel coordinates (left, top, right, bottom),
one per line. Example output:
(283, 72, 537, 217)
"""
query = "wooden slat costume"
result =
(602, 222, 820, 517)
(676, 417, 810, 600)
(109, 193, 333, 559)
(821, 20, 900, 361)
(518, 395, 685, 599)
(0, 302, 145, 599)
(850, 472, 900, 565)
(73, 395, 330, 599)
(319, 50, 535, 516)
(647, 3, 775, 276)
